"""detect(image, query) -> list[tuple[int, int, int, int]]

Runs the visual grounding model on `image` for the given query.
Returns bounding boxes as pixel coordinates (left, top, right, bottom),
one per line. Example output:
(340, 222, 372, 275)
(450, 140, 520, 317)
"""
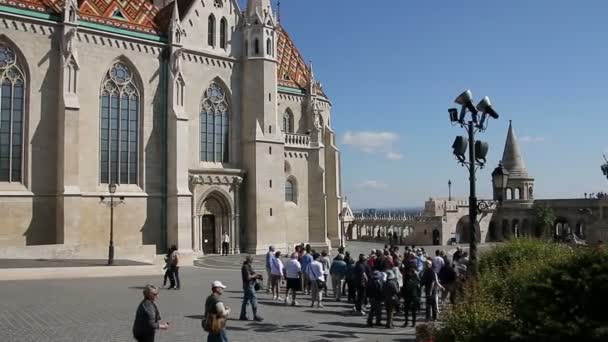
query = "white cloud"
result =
(342, 130, 402, 160)
(519, 136, 545, 143)
(386, 152, 403, 160)
(355, 180, 388, 190)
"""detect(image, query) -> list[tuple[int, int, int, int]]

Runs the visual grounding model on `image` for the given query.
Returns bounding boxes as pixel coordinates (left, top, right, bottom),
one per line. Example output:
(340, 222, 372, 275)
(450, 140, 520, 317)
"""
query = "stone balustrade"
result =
(284, 133, 310, 148)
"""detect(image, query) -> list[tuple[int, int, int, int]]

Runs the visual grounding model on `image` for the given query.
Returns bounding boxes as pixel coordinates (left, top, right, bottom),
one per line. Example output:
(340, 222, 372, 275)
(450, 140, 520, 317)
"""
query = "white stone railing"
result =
(284, 133, 310, 148)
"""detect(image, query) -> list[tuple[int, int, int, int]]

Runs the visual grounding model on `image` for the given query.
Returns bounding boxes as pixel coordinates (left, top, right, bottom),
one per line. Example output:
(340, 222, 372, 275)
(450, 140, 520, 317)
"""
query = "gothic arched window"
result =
(100, 62, 139, 185)
(254, 38, 260, 55)
(285, 178, 297, 203)
(200, 82, 229, 162)
(0, 43, 25, 183)
(282, 110, 293, 133)
(219, 18, 227, 49)
(266, 38, 272, 55)
(208, 15, 216, 47)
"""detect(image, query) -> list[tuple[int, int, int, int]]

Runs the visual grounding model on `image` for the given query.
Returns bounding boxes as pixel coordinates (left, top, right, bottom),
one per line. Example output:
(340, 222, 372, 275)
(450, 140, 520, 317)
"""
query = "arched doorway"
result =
(486, 221, 498, 242)
(197, 191, 232, 254)
(456, 216, 480, 244)
(575, 221, 586, 239)
(554, 218, 571, 242)
(432, 229, 441, 245)
(512, 219, 520, 238)
(502, 219, 511, 240)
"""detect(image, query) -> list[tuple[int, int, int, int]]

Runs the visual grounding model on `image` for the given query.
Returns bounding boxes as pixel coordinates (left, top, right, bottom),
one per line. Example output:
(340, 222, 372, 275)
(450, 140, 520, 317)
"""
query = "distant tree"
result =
(534, 205, 556, 238)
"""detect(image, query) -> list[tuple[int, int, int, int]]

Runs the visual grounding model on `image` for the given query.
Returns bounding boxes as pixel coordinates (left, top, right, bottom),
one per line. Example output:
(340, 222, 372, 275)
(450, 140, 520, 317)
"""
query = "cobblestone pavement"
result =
(0, 241, 472, 342)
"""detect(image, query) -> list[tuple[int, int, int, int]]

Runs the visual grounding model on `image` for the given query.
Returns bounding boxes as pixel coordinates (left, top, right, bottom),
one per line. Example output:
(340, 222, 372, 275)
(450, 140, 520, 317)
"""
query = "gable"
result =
(78, 0, 161, 34)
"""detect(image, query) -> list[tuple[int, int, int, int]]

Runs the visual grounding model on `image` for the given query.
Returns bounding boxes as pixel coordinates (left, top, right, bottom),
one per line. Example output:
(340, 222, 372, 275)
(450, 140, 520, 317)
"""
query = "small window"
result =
(269, 146, 272, 154)
(285, 179, 297, 203)
(254, 39, 260, 55)
(208, 15, 216, 47)
(268, 125, 272, 134)
(268, 93, 271, 102)
(266, 38, 272, 55)
(219, 18, 227, 49)
(214, 0, 223, 8)
(269, 179, 272, 188)
(270, 208, 273, 216)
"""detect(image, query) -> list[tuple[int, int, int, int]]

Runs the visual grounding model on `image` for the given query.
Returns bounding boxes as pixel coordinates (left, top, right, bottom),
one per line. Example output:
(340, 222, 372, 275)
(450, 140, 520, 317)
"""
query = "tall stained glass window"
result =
(200, 82, 229, 162)
(100, 62, 139, 185)
(282, 110, 293, 133)
(0, 43, 25, 183)
(285, 179, 297, 203)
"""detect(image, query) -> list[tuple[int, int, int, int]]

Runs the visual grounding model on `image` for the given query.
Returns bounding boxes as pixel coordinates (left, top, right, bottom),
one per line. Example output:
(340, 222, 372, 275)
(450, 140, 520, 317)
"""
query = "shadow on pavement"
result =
(184, 315, 204, 320)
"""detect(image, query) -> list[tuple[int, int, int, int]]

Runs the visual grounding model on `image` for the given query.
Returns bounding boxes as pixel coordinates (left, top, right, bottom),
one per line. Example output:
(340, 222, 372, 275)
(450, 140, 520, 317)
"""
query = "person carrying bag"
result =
(203, 281, 230, 342)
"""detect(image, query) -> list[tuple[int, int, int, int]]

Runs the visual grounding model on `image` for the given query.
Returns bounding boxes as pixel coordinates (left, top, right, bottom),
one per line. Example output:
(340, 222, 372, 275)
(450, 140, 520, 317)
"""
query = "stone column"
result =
(231, 177, 242, 254)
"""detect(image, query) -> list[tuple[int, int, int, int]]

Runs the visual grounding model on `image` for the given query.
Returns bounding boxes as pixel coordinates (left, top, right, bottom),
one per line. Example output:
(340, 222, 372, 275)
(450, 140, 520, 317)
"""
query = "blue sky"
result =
(243, 0, 608, 208)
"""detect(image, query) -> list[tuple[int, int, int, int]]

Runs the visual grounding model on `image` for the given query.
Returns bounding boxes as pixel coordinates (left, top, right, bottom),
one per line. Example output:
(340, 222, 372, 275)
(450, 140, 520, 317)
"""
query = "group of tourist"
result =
(132, 243, 470, 342)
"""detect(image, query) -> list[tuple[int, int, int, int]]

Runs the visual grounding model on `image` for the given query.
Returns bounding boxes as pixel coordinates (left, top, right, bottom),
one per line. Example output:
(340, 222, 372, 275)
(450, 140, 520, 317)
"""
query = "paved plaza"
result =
(0, 241, 459, 342)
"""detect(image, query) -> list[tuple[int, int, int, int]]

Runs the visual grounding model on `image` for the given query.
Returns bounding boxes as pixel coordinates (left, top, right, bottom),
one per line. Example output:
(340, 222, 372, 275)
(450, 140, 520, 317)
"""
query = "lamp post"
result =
(99, 183, 124, 265)
(491, 162, 510, 201)
(602, 154, 608, 181)
(339, 213, 345, 248)
(448, 180, 452, 201)
(448, 90, 500, 276)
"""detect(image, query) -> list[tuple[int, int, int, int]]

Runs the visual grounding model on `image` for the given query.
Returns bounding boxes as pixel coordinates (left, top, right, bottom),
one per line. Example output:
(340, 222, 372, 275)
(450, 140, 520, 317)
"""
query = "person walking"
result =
(401, 264, 421, 327)
(366, 271, 384, 327)
(270, 251, 285, 301)
(265, 246, 275, 294)
(383, 270, 400, 329)
(420, 260, 444, 321)
(162, 249, 171, 288)
(132, 285, 169, 342)
(221, 232, 230, 256)
(329, 254, 347, 301)
(320, 250, 331, 297)
(239, 256, 264, 322)
(203, 281, 230, 342)
(345, 257, 356, 303)
(306, 252, 325, 308)
(284, 252, 302, 306)
(168, 245, 180, 290)
(438, 261, 457, 305)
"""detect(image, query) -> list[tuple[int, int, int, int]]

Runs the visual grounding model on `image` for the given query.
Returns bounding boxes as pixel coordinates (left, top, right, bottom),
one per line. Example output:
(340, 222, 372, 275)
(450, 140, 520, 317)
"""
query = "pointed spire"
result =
(501, 120, 529, 178)
(247, 0, 273, 17)
(169, 1, 184, 45)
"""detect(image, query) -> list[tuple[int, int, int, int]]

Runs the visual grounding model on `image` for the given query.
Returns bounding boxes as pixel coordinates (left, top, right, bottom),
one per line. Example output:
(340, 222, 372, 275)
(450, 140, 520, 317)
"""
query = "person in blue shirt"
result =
(265, 246, 275, 294)
(329, 254, 347, 301)
(300, 245, 313, 295)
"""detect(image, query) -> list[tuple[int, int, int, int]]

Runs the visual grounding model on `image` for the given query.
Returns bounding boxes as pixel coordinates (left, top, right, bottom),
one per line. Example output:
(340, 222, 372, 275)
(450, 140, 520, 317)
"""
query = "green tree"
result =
(534, 205, 555, 238)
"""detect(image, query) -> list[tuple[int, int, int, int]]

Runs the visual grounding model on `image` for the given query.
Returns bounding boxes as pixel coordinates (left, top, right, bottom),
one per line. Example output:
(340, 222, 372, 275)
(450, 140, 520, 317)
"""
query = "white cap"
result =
(211, 280, 226, 289)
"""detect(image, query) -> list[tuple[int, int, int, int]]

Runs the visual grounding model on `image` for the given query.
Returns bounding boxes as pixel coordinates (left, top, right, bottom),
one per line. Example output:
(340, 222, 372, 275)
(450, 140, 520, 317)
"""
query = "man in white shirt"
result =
(221, 232, 230, 256)
(284, 252, 302, 306)
(306, 253, 325, 308)
(432, 250, 445, 274)
(270, 251, 284, 301)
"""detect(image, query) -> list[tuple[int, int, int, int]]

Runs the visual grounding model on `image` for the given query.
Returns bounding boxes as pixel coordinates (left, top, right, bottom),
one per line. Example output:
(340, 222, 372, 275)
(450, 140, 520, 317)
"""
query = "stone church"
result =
(0, 0, 342, 261)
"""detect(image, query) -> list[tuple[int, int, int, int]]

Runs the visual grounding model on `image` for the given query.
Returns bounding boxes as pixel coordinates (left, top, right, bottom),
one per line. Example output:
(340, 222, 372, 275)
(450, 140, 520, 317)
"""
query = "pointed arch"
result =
(219, 17, 227, 49)
(208, 14, 216, 47)
(99, 57, 142, 185)
(175, 72, 185, 107)
(200, 79, 230, 162)
(282, 108, 293, 133)
(0, 37, 29, 183)
(254, 38, 260, 55)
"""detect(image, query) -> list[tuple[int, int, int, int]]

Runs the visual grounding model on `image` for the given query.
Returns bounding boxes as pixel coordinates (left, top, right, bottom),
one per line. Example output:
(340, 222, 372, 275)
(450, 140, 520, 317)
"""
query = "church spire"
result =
(247, 0, 273, 18)
(501, 120, 529, 178)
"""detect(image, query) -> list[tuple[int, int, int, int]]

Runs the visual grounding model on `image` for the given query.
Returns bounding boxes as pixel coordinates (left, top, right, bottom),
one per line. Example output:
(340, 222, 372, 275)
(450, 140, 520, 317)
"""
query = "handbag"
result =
(202, 313, 226, 334)
(254, 279, 261, 292)
(310, 266, 327, 290)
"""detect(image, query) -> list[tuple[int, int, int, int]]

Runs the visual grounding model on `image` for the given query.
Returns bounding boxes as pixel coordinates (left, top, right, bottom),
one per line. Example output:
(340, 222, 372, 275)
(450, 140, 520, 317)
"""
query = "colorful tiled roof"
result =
(78, 0, 161, 34)
(277, 26, 326, 97)
(0, 0, 63, 14)
(154, 0, 193, 33)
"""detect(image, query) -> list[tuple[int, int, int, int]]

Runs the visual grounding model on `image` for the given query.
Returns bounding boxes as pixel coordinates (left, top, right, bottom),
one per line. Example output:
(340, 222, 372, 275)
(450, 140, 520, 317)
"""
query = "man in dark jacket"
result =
(383, 270, 400, 328)
(353, 254, 370, 315)
(132, 285, 168, 342)
(366, 271, 384, 327)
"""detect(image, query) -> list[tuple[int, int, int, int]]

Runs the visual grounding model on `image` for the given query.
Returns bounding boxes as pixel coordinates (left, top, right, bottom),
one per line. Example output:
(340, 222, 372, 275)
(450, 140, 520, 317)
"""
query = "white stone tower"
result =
(501, 121, 535, 201)
(240, 0, 286, 253)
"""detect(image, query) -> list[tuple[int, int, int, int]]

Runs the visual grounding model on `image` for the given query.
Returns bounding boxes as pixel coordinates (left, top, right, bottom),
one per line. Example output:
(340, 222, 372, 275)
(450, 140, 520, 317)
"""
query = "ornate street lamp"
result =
(339, 212, 345, 248)
(99, 183, 124, 265)
(448, 89, 500, 276)
(492, 162, 510, 202)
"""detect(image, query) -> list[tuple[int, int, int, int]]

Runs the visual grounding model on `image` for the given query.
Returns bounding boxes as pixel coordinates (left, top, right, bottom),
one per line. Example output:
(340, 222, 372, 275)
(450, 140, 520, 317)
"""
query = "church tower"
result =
(501, 121, 535, 201)
(240, 0, 286, 253)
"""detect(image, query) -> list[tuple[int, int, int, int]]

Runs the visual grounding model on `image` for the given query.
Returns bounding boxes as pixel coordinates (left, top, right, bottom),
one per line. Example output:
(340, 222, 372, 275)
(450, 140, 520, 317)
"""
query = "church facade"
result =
(0, 0, 341, 261)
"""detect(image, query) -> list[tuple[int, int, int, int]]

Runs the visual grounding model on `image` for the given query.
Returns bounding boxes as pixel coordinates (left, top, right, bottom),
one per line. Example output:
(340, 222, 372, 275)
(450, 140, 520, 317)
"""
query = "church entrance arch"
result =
(432, 229, 441, 245)
(456, 216, 480, 244)
(196, 191, 232, 254)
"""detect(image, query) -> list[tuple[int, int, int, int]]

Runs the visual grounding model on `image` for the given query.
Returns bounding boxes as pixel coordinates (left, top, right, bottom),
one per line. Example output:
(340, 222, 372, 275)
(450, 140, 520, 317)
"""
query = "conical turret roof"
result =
(501, 121, 529, 178)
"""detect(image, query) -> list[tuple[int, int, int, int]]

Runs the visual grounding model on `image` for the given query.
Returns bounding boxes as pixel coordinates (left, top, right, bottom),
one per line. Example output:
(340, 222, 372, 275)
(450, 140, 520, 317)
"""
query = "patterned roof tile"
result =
(78, 0, 161, 34)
